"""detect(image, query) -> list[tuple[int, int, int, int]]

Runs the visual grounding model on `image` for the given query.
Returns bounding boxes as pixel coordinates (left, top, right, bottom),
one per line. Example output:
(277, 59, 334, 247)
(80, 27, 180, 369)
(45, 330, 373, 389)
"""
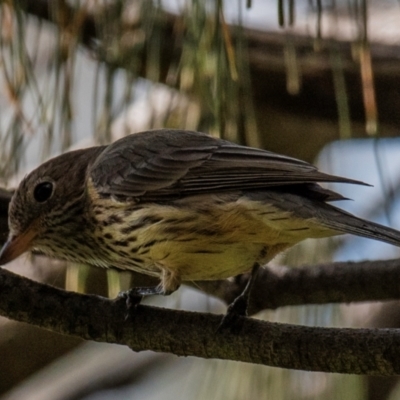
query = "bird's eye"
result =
(33, 182, 54, 203)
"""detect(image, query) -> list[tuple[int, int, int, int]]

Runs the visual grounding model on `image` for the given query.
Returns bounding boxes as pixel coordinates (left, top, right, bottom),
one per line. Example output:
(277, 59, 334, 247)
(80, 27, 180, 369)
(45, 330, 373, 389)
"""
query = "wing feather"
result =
(90, 129, 367, 201)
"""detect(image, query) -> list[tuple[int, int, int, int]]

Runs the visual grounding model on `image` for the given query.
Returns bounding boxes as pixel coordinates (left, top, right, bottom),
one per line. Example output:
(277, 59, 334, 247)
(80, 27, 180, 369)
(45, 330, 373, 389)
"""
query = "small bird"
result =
(1, 129, 400, 317)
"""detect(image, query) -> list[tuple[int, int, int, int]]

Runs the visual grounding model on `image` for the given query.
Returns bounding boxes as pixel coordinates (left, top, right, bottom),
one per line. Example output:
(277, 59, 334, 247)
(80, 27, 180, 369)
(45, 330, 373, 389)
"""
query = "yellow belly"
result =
(89, 192, 337, 288)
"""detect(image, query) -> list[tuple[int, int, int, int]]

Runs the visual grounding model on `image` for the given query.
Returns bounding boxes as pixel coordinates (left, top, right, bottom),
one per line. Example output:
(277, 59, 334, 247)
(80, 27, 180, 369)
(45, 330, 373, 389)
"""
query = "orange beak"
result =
(0, 227, 37, 265)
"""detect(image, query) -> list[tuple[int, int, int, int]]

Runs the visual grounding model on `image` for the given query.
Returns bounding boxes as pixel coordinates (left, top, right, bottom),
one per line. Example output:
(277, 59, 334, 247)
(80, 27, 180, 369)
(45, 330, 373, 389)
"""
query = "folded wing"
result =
(90, 129, 366, 202)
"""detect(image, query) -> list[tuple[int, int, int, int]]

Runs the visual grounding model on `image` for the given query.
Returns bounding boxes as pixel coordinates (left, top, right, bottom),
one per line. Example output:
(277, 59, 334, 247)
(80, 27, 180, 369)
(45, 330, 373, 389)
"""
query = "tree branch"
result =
(1, 267, 400, 376)
(0, 189, 12, 245)
(195, 259, 400, 314)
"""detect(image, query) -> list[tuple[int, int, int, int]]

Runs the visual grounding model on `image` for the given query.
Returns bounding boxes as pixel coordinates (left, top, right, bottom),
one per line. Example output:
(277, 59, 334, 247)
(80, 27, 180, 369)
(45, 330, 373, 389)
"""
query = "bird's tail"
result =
(320, 204, 400, 247)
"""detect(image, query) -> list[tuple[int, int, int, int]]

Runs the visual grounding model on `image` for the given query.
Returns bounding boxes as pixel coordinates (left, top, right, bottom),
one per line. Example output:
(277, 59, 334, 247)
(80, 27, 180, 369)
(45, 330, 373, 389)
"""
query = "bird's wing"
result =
(90, 129, 366, 201)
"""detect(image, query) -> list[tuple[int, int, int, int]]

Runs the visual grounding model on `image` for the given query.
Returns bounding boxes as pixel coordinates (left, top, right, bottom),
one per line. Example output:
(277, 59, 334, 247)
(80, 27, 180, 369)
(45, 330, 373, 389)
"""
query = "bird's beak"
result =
(0, 227, 37, 266)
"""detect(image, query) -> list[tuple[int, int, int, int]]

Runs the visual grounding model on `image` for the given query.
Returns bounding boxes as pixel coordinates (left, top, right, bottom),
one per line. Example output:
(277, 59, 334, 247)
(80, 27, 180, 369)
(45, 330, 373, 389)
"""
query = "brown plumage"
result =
(1, 129, 400, 312)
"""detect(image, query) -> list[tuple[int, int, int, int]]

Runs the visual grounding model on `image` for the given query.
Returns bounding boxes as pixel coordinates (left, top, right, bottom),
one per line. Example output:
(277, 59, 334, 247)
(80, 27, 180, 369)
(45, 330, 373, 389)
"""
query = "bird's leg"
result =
(120, 285, 177, 320)
(226, 262, 260, 316)
(123, 286, 165, 297)
(218, 263, 260, 331)
(118, 285, 168, 313)
(118, 286, 162, 321)
(119, 268, 181, 310)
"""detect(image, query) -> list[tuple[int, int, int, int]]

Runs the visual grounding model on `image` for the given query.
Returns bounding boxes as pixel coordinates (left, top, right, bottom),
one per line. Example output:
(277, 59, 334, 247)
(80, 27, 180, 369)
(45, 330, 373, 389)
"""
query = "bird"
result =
(1, 129, 400, 319)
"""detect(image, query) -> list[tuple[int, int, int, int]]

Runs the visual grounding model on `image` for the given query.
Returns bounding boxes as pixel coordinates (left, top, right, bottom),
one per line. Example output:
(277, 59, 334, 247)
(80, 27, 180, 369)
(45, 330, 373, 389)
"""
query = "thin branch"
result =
(0, 188, 12, 245)
(195, 259, 400, 314)
(1, 267, 400, 375)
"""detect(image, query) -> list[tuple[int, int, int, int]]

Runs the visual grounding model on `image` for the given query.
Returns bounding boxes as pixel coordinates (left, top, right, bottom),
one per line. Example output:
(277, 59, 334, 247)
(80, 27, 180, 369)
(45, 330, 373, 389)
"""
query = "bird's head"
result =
(0, 147, 104, 265)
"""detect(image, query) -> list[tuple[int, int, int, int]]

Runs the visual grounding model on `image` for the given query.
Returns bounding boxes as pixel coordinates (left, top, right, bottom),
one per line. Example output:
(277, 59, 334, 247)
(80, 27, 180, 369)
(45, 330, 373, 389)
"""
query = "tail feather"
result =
(246, 190, 400, 247)
(321, 205, 400, 247)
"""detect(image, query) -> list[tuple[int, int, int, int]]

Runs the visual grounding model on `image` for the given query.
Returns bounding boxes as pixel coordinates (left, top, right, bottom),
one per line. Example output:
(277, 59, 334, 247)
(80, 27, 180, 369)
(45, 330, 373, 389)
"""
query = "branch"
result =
(1, 267, 400, 376)
(195, 259, 400, 314)
(0, 189, 12, 245)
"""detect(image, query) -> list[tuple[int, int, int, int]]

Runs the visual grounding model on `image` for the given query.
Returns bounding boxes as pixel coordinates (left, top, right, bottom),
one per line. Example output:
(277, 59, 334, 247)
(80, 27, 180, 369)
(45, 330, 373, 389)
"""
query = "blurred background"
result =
(1, 0, 400, 399)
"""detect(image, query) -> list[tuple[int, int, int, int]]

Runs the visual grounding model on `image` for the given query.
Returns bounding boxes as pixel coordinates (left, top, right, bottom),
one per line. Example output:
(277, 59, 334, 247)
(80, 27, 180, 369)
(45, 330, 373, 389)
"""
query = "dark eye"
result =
(34, 182, 54, 203)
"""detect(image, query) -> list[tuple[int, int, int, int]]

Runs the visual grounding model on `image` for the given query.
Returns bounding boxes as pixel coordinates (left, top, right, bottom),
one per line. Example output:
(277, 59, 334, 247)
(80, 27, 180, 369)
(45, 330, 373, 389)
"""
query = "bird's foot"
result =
(217, 293, 248, 333)
(217, 262, 260, 333)
(118, 286, 167, 321)
(117, 290, 143, 321)
(122, 286, 165, 297)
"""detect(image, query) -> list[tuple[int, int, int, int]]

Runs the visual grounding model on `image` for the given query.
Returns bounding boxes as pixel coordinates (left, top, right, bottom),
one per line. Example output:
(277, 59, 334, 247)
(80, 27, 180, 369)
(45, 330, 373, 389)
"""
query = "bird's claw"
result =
(117, 291, 143, 321)
(218, 263, 259, 333)
(118, 286, 166, 321)
(217, 294, 248, 333)
(120, 286, 164, 297)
